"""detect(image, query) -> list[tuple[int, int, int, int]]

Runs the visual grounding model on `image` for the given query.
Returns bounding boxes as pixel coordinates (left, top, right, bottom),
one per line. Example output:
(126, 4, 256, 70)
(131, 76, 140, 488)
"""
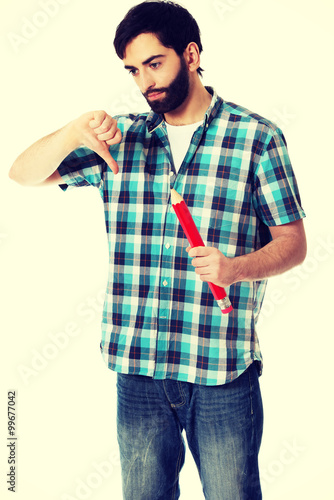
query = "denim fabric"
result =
(116, 362, 263, 499)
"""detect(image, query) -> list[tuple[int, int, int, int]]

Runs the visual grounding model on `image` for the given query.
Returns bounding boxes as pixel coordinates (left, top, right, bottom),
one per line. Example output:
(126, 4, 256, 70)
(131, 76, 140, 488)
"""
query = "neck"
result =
(164, 78, 212, 126)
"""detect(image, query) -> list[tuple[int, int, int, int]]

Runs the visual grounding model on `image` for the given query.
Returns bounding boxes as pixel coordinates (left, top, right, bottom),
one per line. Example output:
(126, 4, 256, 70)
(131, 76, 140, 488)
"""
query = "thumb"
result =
(92, 139, 119, 175)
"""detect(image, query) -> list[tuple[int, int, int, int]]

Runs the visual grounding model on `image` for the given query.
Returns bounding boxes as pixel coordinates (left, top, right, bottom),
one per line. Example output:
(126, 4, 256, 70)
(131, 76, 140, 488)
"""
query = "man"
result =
(9, 1, 306, 499)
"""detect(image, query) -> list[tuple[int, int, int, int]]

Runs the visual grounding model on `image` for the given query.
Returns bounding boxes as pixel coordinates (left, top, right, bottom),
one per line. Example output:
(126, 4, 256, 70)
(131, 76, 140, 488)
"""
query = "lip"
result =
(147, 91, 165, 101)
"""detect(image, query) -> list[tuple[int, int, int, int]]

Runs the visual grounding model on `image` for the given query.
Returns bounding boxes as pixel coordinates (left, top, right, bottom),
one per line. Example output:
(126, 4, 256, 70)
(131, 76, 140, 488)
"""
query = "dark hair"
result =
(114, 1, 204, 77)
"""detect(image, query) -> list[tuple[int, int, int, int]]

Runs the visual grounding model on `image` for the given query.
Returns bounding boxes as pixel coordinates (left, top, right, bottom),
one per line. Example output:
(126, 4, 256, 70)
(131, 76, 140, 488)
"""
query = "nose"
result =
(140, 69, 156, 94)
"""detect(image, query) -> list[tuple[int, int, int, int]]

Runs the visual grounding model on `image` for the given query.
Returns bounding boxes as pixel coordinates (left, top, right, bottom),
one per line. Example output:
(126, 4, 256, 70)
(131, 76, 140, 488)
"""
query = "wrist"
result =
(63, 120, 81, 152)
(230, 255, 247, 283)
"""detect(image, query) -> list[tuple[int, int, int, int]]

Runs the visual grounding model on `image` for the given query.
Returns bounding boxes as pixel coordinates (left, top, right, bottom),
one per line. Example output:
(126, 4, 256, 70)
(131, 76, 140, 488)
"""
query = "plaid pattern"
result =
(58, 87, 305, 385)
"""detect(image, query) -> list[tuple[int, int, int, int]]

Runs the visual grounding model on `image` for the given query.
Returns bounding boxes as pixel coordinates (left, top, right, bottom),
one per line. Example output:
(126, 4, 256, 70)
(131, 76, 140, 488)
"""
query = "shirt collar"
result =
(146, 86, 223, 134)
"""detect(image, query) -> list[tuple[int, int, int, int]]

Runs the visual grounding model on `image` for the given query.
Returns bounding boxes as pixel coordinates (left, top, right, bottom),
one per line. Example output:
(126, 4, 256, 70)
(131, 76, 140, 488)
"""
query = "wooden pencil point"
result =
(171, 189, 184, 205)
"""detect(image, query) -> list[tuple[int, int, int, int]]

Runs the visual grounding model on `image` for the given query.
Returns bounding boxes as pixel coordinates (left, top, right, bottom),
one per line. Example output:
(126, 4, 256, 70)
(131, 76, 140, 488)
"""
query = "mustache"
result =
(143, 88, 168, 99)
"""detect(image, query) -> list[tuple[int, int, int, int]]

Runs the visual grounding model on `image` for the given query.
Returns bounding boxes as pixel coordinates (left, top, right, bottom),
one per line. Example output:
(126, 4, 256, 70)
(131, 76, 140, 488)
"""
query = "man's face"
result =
(123, 33, 190, 114)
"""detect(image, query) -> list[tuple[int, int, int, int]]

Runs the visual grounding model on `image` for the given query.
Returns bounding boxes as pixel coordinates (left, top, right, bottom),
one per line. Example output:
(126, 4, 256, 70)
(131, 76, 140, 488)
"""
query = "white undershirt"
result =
(166, 120, 203, 173)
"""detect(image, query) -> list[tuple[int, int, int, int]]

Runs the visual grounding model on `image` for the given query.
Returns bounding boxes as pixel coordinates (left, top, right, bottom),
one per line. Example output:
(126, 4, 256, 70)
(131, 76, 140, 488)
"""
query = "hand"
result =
(186, 246, 239, 288)
(71, 110, 122, 174)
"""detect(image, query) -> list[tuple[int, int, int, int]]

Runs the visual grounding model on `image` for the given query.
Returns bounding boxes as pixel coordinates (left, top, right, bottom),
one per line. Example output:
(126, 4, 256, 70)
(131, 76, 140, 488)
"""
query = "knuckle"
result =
(95, 110, 106, 119)
(98, 125, 109, 134)
(92, 110, 106, 127)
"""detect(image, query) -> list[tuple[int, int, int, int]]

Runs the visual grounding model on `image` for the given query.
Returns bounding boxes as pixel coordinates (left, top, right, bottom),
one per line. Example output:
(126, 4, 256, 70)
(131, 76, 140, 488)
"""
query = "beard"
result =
(143, 56, 190, 114)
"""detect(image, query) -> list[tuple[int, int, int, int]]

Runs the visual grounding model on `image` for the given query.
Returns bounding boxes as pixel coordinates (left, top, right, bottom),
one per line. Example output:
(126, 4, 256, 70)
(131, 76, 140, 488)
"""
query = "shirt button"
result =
(170, 171, 174, 177)
(165, 243, 171, 250)
(163, 280, 168, 287)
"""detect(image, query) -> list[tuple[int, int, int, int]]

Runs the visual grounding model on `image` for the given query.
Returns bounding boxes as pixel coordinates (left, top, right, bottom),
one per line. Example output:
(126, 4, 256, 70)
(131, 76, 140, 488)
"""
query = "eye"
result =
(150, 62, 161, 70)
(128, 69, 138, 77)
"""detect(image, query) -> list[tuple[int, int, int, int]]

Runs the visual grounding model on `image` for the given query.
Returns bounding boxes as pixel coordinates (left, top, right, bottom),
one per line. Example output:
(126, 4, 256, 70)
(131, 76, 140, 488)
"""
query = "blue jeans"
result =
(116, 362, 263, 500)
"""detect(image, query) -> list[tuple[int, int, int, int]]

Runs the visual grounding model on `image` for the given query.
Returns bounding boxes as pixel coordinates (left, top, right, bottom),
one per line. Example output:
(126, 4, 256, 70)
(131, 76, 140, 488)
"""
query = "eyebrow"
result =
(124, 54, 166, 71)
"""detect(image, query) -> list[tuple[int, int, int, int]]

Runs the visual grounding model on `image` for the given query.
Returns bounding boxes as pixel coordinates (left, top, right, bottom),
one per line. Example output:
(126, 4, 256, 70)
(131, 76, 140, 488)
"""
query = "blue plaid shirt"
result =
(58, 87, 305, 385)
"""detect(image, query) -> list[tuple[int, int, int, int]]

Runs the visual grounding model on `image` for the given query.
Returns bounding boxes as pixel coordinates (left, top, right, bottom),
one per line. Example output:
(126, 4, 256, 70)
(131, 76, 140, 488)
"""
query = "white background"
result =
(1, 0, 333, 499)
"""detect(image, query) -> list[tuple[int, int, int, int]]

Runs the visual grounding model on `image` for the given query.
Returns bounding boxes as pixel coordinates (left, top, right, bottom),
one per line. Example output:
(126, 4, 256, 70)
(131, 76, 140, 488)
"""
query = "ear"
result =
(183, 42, 201, 73)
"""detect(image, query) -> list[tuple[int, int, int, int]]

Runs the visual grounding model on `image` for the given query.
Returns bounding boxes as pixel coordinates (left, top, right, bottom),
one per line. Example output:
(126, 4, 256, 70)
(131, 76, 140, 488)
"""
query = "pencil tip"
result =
(171, 189, 184, 205)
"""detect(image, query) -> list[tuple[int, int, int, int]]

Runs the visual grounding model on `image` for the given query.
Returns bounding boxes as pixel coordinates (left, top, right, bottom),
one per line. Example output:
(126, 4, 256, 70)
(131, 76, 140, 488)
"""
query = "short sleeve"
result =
(253, 128, 306, 226)
(57, 147, 108, 192)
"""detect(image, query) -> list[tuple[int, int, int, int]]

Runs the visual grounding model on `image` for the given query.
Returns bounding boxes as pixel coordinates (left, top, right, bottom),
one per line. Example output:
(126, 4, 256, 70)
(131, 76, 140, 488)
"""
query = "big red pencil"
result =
(171, 189, 233, 314)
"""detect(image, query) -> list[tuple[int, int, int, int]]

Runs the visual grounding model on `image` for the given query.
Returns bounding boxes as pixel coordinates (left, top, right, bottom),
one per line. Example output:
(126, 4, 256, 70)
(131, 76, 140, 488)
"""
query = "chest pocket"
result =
(186, 206, 236, 257)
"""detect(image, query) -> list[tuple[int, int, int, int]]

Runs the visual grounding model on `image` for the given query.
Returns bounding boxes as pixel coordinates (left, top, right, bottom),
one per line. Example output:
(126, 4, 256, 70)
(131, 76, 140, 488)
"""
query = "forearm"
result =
(234, 231, 307, 283)
(9, 111, 121, 186)
(9, 121, 78, 186)
(188, 219, 307, 287)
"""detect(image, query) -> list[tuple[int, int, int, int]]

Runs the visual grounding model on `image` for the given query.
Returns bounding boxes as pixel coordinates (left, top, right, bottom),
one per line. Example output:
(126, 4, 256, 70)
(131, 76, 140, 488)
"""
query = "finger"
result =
(106, 129, 122, 146)
(89, 138, 119, 175)
(99, 128, 122, 144)
(92, 116, 115, 135)
(97, 131, 117, 142)
(188, 246, 209, 258)
(196, 269, 215, 283)
(99, 147, 119, 175)
(196, 268, 210, 275)
(102, 152, 119, 175)
(192, 257, 209, 268)
(89, 110, 107, 129)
